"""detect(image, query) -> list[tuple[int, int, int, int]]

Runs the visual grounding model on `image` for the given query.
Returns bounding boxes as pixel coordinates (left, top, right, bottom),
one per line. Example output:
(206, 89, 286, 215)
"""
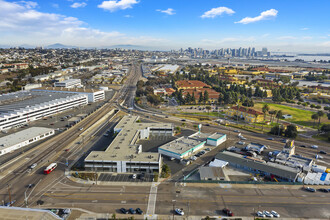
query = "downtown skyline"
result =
(0, 0, 329, 52)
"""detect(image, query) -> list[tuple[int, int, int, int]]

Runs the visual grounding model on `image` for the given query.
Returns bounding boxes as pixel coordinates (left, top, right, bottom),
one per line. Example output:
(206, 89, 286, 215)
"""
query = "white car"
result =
(30, 163, 37, 169)
(271, 210, 280, 218)
(256, 211, 265, 217)
(311, 145, 318, 149)
(240, 136, 247, 140)
(190, 156, 197, 161)
(132, 174, 137, 179)
(237, 141, 245, 145)
(263, 210, 273, 218)
(315, 154, 324, 159)
(175, 208, 184, 216)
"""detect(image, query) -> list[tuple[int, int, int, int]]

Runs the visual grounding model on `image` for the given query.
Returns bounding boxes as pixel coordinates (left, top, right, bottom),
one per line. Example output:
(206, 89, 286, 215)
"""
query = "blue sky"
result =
(0, 0, 329, 52)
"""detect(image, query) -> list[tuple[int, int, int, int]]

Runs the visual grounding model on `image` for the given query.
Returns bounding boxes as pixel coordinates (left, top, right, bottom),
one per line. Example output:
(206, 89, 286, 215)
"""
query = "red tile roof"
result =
(231, 106, 263, 115)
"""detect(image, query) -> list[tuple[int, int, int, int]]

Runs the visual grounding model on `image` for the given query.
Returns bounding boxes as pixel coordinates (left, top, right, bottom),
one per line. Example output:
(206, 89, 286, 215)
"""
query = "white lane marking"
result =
(146, 182, 158, 215)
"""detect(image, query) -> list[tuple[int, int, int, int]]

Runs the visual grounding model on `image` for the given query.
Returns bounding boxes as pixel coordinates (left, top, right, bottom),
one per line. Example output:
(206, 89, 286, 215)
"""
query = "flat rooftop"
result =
(0, 127, 54, 149)
(85, 115, 173, 162)
(0, 91, 79, 115)
(33, 87, 103, 94)
(159, 136, 205, 156)
(208, 132, 226, 140)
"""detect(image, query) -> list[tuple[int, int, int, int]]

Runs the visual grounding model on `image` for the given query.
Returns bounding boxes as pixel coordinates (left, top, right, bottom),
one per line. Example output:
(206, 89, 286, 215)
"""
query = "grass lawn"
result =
(254, 102, 329, 128)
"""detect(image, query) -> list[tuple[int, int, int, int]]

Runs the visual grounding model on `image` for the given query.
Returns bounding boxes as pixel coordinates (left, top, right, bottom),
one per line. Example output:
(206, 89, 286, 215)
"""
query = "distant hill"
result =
(46, 43, 78, 49)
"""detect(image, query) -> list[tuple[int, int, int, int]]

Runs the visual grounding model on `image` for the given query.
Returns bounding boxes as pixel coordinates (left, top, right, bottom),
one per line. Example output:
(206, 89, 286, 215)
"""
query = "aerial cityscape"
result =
(0, 0, 329, 220)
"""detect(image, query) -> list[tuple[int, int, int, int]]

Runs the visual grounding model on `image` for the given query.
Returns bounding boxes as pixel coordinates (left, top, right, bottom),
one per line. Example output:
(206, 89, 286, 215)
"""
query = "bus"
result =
(44, 163, 57, 174)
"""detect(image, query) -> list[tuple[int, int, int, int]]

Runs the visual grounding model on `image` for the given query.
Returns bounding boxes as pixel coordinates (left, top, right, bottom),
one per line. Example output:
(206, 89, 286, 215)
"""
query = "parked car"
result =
(205, 148, 211, 151)
(267, 137, 274, 140)
(129, 208, 136, 214)
(305, 187, 316, 192)
(234, 130, 240, 133)
(240, 136, 247, 140)
(120, 208, 128, 214)
(300, 145, 306, 148)
(256, 211, 265, 217)
(136, 208, 143, 214)
(237, 141, 245, 145)
(222, 208, 233, 216)
(318, 188, 329, 193)
(319, 150, 327, 154)
(175, 208, 184, 215)
(310, 145, 319, 149)
(132, 174, 137, 179)
(271, 210, 280, 218)
(263, 211, 273, 218)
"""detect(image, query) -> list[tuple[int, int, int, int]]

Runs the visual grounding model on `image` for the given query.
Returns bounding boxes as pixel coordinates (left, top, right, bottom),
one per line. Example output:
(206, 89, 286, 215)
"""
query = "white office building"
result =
(85, 115, 174, 174)
(0, 127, 55, 156)
(0, 91, 88, 131)
(54, 79, 82, 88)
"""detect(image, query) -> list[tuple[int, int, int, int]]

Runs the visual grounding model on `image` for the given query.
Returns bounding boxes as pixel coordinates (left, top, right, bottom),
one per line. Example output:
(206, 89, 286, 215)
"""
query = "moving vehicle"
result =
(271, 210, 280, 218)
(320, 150, 327, 154)
(223, 208, 233, 216)
(44, 163, 57, 174)
(30, 163, 37, 169)
(79, 127, 83, 131)
(136, 208, 143, 215)
(263, 210, 273, 218)
(234, 130, 240, 133)
(4, 200, 16, 207)
(120, 208, 128, 214)
(267, 137, 274, 140)
(300, 145, 306, 148)
(175, 208, 184, 216)
(132, 174, 137, 179)
(311, 145, 318, 149)
(256, 211, 265, 217)
(305, 187, 316, 192)
(237, 141, 245, 145)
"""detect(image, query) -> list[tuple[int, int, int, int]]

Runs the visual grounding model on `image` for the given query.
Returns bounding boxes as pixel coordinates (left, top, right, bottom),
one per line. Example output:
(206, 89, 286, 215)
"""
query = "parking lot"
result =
(98, 173, 154, 182)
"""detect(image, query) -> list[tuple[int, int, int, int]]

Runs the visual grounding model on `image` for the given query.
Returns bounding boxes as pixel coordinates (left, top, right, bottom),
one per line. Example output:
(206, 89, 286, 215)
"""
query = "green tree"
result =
(206, 106, 211, 115)
(262, 104, 270, 122)
(276, 110, 283, 124)
(198, 92, 204, 104)
(317, 111, 324, 131)
(311, 113, 319, 128)
(284, 124, 298, 139)
(203, 90, 209, 104)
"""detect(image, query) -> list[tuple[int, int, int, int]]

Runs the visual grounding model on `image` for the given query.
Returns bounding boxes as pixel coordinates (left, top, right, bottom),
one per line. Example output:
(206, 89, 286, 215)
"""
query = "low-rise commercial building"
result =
(85, 115, 173, 174)
(207, 133, 226, 146)
(54, 79, 82, 88)
(0, 127, 54, 156)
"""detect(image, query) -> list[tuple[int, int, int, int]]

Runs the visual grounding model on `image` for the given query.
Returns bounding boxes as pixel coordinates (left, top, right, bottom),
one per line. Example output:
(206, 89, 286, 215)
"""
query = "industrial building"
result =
(54, 79, 82, 88)
(32, 87, 105, 103)
(158, 135, 206, 160)
(215, 151, 301, 182)
(84, 115, 173, 174)
(0, 91, 88, 131)
(0, 127, 54, 156)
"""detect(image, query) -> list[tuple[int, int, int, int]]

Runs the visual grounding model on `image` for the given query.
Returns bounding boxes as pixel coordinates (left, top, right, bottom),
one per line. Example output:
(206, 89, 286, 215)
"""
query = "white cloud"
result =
(70, 2, 87, 8)
(301, 27, 309, 31)
(278, 36, 297, 40)
(201, 7, 235, 18)
(302, 36, 312, 40)
(0, 0, 166, 47)
(98, 0, 138, 12)
(156, 8, 175, 15)
(124, 15, 133, 18)
(19, 1, 38, 9)
(236, 9, 278, 24)
(52, 3, 59, 9)
(201, 37, 256, 44)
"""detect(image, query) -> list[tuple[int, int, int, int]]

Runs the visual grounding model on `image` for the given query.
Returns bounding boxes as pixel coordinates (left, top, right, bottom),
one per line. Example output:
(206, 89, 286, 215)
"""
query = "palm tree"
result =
(276, 110, 283, 126)
(311, 113, 319, 128)
(317, 111, 324, 130)
(254, 113, 258, 128)
(206, 106, 211, 115)
(262, 104, 270, 122)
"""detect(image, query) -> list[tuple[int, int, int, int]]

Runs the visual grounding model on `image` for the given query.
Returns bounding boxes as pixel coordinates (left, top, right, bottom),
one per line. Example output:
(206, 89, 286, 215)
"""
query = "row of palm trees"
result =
(262, 104, 283, 126)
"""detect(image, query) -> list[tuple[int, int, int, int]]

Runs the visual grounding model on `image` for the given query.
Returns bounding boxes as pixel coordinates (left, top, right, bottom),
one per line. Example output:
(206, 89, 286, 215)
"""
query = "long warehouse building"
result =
(0, 90, 88, 131)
